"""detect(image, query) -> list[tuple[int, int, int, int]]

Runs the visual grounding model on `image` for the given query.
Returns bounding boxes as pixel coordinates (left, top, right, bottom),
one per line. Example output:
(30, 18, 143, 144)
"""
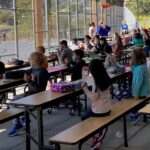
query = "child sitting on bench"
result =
(104, 45, 116, 68)
(81, 59, 112, 150)
(7, 52, 49, 137)
(130, 48, 150, 121)
(36, 46, 48, 68)
(65, 49, 86, 81)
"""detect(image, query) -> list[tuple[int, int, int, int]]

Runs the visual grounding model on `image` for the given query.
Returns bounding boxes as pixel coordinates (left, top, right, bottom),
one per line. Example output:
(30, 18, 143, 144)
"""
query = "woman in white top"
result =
(81, 59, 112, 150)
(89, 22, 96, 39)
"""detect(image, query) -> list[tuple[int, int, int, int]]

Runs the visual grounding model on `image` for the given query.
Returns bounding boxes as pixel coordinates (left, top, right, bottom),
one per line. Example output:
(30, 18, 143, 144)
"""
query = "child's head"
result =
(89, 22, 95, 27)
(60, 40, 68, 50)
(122, 20, 126, 24)
(113, 32, 119, 38)
(94, 35, 100, 40)
(36, 46, 46, 54)
(89, 59, 111, 91)
(135, 33, 143, 39)
(0, 61, 5, 79)
(100, 37, 107, 45)
(99, 21, 103, 25)
(73, 49, 84, 62)
(72, 38, 78, 45)
(131, 48, 146, 66)
(104, 45, 112, 55)
(84, 35, 91, 44)
(29, 52, 45, 68)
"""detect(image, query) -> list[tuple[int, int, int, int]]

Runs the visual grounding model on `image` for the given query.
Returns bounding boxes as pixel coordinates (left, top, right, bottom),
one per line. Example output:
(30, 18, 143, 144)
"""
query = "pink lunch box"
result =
(51, 82, 75, 93)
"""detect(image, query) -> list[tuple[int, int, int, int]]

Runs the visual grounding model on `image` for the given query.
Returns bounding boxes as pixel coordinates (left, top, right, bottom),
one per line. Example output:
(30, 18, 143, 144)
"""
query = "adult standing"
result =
(3, 32, 6, 41)
(89, 22, 96, 39)
(97, 21, 111, 37)
(120, 20, 129, 35)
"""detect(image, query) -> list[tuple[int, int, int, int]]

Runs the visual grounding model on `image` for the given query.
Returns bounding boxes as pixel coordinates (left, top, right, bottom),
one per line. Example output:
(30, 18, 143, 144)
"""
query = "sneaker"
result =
(132, 115, 141, 125)
(129, 112, 140, 121)
(90, 137, 102, 150)
(8, 123, 24, 137)
(20, 117, 26, 126)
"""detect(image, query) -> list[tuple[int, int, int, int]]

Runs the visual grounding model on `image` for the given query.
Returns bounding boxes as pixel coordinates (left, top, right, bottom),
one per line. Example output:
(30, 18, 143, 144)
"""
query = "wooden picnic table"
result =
(9, 69, 131, 150)
(5, 63, 30, 71)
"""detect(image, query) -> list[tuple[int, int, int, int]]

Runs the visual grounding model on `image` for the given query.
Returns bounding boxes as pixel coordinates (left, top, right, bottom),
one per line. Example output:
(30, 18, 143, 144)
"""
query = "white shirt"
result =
(69, 44, 79, 51)
(83, 77, 111, 114)
(89, 26, 96, 38)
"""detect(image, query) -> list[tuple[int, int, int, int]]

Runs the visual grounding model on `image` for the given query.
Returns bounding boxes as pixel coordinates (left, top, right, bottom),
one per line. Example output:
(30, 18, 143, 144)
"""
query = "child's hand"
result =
(134, 96, 139, 100)
(0, 74, 3, 79)
(81, 82, 88, 88)
(64, 58, 70, 64)
(31, 74, 35, 82)
(92, 47, 96, 52)
(57, 51, 61, 56)
(24, 73, 31, 82)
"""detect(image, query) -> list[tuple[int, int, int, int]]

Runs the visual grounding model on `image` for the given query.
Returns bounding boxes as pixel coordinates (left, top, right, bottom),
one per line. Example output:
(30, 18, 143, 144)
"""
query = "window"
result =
(0, 0, 124, 62)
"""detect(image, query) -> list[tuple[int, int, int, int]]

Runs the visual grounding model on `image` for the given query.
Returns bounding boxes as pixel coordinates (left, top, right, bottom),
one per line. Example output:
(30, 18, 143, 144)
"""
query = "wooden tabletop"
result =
(0, 79, 25, 91)
(47, 66, 67, 75)
(47, 57, 58, 63)
(0, 66, 67, 93)
(123, 49, 133, 54)
(10, 70, 131, 108)
(0, 108, 24, 124)
(10, 89, 81, 107)
(5, 57, 58, 72)
(139, 104, 150, 114)
(5, 63, 30, 71)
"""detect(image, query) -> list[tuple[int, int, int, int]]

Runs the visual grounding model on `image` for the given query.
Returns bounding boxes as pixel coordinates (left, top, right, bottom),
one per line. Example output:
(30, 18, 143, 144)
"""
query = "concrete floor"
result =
(0, 100, 150, 150)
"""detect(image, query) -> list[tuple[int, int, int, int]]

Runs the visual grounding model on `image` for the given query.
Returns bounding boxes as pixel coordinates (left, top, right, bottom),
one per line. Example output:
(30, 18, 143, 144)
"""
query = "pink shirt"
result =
(83, 86, 111, 114)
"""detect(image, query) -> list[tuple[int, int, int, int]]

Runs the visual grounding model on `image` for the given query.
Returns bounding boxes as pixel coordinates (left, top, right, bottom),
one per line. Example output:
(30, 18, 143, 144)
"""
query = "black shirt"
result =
(67, 60, 86, 81)
(5, 67, 49, 94)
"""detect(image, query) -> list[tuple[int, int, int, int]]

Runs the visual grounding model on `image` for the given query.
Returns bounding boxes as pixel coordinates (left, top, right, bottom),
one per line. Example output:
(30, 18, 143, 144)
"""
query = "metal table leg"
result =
(77, 96, 81, 116)
(123, 116, 128, 147)
(25, 108, 31, 150)
(37, 106, 44, 150)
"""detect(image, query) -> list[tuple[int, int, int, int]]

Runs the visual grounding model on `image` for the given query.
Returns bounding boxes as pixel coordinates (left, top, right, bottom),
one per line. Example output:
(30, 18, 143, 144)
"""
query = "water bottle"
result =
(82, 66, 89, 79)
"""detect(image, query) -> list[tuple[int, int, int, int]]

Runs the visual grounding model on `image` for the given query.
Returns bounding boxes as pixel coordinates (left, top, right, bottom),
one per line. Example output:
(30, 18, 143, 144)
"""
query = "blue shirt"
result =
(120, 24, 128, 31)
(60, 48, 73, 64)
(97, 25, 111, 37)
(132, 63, 150, 97)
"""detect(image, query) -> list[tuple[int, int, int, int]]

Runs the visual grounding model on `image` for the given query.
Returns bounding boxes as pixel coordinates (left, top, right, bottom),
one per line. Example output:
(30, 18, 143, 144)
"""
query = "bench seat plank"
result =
(139, 104, 150, 114)
(0, 108, 24, 124)
(49, 99, 144, 145)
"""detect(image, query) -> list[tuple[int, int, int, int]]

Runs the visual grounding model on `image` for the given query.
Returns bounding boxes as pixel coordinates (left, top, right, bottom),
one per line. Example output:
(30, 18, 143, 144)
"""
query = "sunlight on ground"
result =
(0, 129, 7, 133)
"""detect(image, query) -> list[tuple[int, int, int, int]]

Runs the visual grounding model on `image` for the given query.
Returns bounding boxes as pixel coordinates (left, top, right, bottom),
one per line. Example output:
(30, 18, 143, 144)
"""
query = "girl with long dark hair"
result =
(81, 59, 112, 150)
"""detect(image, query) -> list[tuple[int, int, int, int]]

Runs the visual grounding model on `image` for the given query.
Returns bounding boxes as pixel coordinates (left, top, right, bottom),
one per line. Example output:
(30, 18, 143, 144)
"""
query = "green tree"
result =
(126, 0, 150, 15)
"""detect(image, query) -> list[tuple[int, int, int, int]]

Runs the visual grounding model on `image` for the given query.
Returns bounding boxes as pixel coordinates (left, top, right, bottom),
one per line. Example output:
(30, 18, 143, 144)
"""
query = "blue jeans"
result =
(81, 108, 111, 142)
(81, 108, 111, 121)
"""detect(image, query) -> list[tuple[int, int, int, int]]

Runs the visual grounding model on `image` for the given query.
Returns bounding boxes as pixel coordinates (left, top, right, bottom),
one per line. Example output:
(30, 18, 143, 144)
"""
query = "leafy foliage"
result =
(126, 0, 150, 15)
